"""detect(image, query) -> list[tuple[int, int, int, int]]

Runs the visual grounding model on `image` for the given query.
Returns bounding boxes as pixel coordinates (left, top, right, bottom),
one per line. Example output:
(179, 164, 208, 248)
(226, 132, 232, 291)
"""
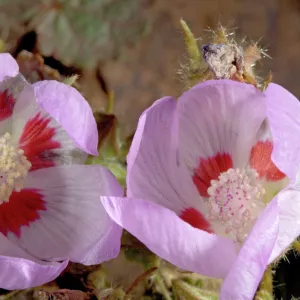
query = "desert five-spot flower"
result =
(0, 53, 123, 290)
(102, 80, 300, 300)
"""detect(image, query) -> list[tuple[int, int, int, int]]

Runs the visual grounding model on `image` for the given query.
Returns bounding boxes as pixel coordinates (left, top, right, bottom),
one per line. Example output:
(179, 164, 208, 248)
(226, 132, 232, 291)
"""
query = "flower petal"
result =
(32, 81, 98, 155)
(0, 89, 16, 122)
(0, 189, 46, 237)
(11, 85, 86, 170)
(250, 139, 286, 181)
(192, 153, 233, 198)
(178, 80, 266, 175)
(8, 165, 123, 265)
(0, 53, 19, 82)
(265, 83, 300, 180)
(127, 96, 207, 217)
(0, 74, 29, 131)
(102, 196, 239, 278)
(0, 234, 67, 290)
(268, 184, 300, 262)
(220, 198, 279, 300)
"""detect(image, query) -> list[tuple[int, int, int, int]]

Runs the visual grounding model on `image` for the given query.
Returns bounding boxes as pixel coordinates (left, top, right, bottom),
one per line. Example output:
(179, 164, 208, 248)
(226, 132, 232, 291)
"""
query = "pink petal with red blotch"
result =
(102, 196, 238, 278)
(193, 153, 233, 198)
(249, 140, 286, 181)
(0, 54, 21, 122)
(0, 189, 46, 238)
(264, 83, 300, 180)
(32, 81, 98, 156)
(0, 89, 16, 121)
(177, 80, 266, 174)
(8, 165, 123, 265)
(0, 74, 31, 133)
(11, 83, 86, 169)
(126, 96, 207, 216)
(180, 207, 213, 233)
(19, 112, 61, 170)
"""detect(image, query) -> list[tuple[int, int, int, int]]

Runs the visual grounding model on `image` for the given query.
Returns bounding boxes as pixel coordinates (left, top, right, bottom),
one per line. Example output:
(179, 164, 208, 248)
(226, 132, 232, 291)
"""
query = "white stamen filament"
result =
(207, 168, 265, 242)
(0, 133, 31, 204)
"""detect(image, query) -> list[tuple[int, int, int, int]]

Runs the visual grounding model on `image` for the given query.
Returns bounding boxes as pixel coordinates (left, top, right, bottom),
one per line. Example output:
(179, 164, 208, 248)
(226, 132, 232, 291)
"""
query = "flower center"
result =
(207, 168, 265, 242)
(0, 133, 31, 204)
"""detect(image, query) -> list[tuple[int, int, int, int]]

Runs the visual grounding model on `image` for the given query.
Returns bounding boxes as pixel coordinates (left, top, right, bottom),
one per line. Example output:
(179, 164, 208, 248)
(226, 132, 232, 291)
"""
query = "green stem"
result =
(180, 19, 201, 72)
(105, 91, 115, 114)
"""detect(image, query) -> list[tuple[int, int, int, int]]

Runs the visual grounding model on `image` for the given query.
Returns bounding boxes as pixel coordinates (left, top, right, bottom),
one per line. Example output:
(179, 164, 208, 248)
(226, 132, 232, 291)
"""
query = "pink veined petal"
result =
(265, 83, 300, 180)
(8, 165, 123, 265)
(220, 198, 279, 300)
(102, 196, 239, 278)
(127, 96, 208, 219)
(0, 234, 67, 290)
(268, 183, 300, 262)
(32, 81, 98, 156)
(127, 96, 176, 182)
(0, 53, 19, 82)
(177, 80, 266, 181)
(11, 82, 86, 170)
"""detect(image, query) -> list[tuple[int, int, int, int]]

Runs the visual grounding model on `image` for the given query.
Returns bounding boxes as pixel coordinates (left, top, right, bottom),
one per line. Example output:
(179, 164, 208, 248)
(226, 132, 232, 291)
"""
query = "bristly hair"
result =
(178, 21, 272, 91)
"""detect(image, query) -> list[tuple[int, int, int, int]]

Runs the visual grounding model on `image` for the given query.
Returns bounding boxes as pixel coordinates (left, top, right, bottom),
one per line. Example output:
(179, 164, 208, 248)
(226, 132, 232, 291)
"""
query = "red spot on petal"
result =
(0, 189, 46, 237)
(0, 90, 15, 121)
(180, 207, 213, 233)
(193, 153, 233, 197)
(250, 140, 285, 181)
(19, 112, 61, 171)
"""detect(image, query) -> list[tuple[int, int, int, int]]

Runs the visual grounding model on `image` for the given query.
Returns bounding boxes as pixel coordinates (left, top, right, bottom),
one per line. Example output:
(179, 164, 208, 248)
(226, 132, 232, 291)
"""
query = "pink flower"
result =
(0, 54, 123, 289)
(102, 80, 300, 300)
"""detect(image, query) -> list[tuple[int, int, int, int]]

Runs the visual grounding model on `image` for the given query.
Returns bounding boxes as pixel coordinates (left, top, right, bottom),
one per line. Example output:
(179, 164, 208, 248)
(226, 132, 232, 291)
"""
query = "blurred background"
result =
(2, 0, 300, 138)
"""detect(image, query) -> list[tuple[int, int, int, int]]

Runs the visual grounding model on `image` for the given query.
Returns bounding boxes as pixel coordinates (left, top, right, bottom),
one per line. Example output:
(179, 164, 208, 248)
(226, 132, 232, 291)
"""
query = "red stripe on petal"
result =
(250, 140, 286, 181)
(0, 90, 15, 121)
(0, 189, 46, 237)
(193, 153, 233, 197)
(19, 112, 61, 171)
(180, 207, 213, 233)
